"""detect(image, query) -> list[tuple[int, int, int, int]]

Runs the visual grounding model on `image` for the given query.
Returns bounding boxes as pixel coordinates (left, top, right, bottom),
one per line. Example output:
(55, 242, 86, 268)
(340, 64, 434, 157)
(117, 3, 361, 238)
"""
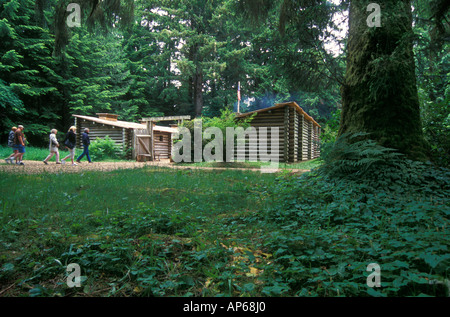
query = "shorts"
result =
(14, 145, 25, 153)
(68, 147, 75, 159)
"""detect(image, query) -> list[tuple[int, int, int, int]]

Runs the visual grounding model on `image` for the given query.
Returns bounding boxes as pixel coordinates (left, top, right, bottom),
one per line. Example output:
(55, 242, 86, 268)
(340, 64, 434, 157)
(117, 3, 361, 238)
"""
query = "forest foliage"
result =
(0, 0, 447, 164)
(0, 0, 449, 298)
(0, 0, 342, 147)
(0, 147, 448, 297)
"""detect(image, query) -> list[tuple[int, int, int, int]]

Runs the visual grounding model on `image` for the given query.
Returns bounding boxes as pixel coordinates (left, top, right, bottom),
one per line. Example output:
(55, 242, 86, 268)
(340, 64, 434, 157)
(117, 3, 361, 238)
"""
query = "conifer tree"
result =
(339, 0, 428, 160)
(0, 0, 58, 143)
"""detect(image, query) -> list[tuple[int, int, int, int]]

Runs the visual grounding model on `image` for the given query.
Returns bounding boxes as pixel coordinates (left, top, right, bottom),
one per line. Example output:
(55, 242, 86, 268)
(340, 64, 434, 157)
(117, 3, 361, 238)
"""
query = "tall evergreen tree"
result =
(239, 0, 436, 160)
(413, 0, 450, 165)
(339, 0, 428, 160)
(0, 0, 58, 144)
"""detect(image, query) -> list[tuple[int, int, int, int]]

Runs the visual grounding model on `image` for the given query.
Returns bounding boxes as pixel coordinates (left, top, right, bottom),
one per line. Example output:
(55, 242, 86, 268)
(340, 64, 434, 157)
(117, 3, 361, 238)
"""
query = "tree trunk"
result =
(339, 0, 428, 160)
(188, 63, 204, 118)
(193, 67, 204, 117)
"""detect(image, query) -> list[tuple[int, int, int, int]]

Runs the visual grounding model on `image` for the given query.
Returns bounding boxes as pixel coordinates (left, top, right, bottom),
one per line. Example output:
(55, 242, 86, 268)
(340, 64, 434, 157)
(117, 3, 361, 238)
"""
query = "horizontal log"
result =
(88, 131, 123, 135)
(252, 117, 285, 123)
(89, 136, 123, 140)
(235, 149, 283, 153)
(251, 116, 285, 121)
(249, 124, 285, 128)
(253, 111, 285, 116)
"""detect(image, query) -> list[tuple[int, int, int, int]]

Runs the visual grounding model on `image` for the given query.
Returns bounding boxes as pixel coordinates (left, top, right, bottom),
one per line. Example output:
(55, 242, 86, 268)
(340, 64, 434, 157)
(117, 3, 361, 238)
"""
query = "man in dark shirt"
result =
(76, 128, 92, 163)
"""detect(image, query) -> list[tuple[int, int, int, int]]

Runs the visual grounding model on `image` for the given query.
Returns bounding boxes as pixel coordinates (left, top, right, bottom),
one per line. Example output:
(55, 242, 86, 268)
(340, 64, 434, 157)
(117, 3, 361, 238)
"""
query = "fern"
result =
(318, 132, 403, 178)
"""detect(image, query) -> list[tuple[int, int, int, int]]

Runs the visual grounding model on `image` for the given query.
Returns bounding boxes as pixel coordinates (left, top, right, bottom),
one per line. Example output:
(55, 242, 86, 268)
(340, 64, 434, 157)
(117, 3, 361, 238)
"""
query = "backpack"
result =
(8, 130, 15, 147)
(64, 132, 75, 149)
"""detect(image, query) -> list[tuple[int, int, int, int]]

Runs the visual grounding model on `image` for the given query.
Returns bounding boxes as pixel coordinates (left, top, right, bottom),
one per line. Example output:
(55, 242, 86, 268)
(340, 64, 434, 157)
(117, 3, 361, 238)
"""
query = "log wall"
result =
(237, 105, 321, 163)
(234, 107, 286, 162)
(153, 131, 172, 160)
(75, 118, 134, 160)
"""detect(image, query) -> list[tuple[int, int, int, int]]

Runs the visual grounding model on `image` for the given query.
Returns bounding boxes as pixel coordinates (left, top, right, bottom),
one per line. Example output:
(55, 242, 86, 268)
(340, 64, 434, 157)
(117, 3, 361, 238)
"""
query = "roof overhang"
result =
(73, 115, 178, 133)
(236, 101, 321, 128)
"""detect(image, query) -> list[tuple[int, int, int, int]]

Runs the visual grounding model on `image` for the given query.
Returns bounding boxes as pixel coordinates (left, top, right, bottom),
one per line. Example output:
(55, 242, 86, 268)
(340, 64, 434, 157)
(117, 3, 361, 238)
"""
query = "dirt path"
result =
(0, 160, 310, 174)
(0, 160, 169, 174)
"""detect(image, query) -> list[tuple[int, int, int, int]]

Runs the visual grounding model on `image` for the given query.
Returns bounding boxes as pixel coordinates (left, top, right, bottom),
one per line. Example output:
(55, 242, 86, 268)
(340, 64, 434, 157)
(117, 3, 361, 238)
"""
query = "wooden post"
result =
(284, 106, 290, 163)
(301, 114, 309, 161)
(292, 109, 298, 163)
(122, 128, 126, 154)
(147, 121, 155, 161)
(308, 121, 313, 160)
(315, 126, 321, 158)
(132, 129, 136, 160)
(74, 117, 79, 149)
(314, 126, 319, 158)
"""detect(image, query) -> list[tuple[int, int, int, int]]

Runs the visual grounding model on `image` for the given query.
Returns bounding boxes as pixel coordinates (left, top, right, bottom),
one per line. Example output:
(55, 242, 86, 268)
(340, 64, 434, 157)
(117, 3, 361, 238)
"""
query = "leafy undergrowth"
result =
(251, 168, 449, 296)
(249, 135, 450, 297)
(0, 167, 275, 297)
(0, 138, 449, 297)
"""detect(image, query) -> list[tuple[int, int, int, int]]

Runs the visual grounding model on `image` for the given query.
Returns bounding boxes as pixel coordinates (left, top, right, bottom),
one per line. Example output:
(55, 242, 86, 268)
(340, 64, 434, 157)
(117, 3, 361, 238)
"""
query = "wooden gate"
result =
(134, 116, 189, 162)
(135, 134, 153, 162)
(135, 121, 154, 162)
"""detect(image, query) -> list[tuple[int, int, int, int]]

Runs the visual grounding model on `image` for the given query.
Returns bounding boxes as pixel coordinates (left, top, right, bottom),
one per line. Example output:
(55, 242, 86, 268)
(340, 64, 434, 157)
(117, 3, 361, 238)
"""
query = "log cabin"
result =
(235, 101, 321, 163)
(73, 114, 178, 161)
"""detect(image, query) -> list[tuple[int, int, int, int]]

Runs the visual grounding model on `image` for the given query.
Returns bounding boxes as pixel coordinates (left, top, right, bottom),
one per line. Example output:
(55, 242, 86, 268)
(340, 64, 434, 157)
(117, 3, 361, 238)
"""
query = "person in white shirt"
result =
(43, 129, 61, 164)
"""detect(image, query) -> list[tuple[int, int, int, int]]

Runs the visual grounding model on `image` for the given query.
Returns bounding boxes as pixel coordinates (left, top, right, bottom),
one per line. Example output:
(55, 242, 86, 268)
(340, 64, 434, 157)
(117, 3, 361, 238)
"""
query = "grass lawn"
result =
(174, 159, 323, 171)
(1, 145, 51, 162)
(1, 145, 322, 169)
(1, 146, 448, 298)
(0, 145, 127, 163)
(0, 166, 278, 296)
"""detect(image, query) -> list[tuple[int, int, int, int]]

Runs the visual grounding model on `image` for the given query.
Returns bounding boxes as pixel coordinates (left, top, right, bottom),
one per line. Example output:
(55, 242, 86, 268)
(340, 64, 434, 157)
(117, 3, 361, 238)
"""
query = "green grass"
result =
(1, 145, 50, 162)
(0, 167, 277, 296)
(1, 145, 322, 168)
(0, 145, 126, 163)
(175, 159, 323, 170)
(0, 148, 448, 297)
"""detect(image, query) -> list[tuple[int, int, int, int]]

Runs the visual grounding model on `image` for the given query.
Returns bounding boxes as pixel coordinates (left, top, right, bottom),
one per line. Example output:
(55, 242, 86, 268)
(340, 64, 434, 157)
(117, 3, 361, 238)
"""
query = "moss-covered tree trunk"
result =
(340, 0, 428, 160)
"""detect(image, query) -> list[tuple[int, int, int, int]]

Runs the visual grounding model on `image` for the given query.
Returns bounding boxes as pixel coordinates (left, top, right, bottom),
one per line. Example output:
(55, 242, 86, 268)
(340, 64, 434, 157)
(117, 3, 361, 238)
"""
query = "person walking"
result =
(11, 125, 26, 165)
(76, 128, 92, 163)
(61, 126, 77, 166)
(4, 126, 18, 164)
(43, 129, 61, 164)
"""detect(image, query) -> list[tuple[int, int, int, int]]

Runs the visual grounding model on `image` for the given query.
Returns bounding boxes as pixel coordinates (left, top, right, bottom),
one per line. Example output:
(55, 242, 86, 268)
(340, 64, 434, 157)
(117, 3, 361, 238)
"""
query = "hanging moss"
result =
(340, 0, 429, 161)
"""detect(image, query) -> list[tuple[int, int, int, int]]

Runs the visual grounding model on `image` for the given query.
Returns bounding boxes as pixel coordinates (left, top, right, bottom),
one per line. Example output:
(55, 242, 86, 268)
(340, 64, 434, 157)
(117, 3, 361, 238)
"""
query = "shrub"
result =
(89, 135, 120, 161)
(176, 108, 255, 163)
(421, 95, 450, 167)
(320, 109, 341, 145)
